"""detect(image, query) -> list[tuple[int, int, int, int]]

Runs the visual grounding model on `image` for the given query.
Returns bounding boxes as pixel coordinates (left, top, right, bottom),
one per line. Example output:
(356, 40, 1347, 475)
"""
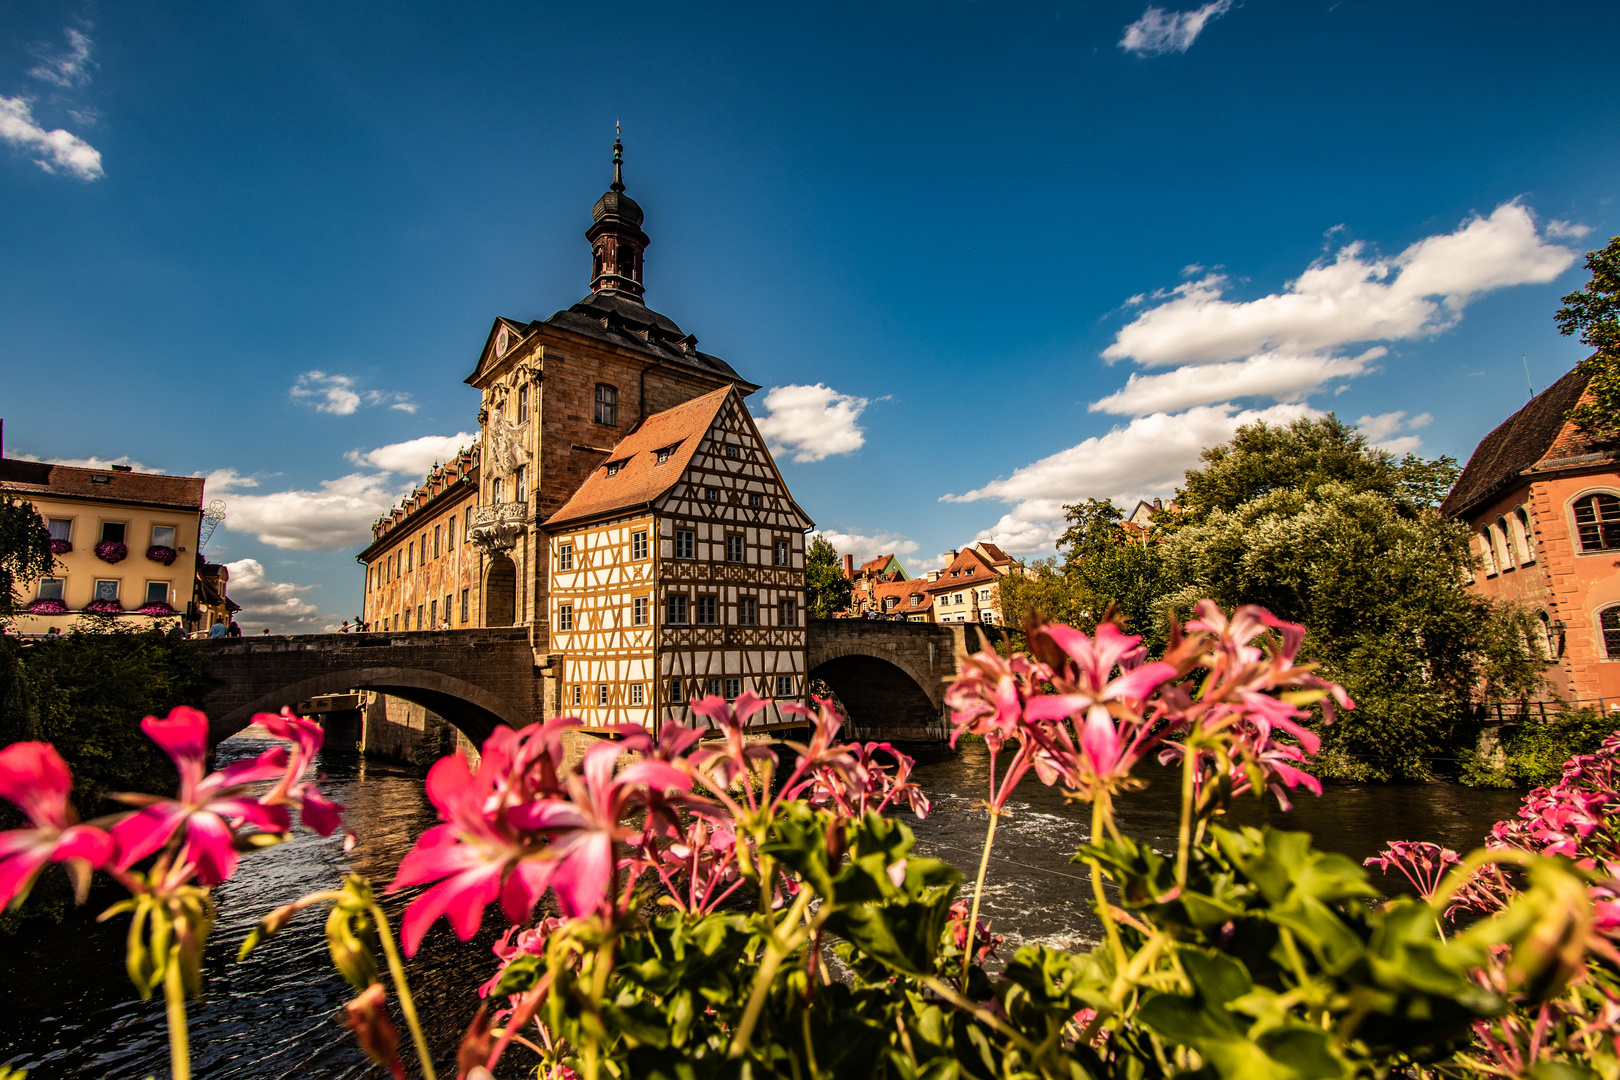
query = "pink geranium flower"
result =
(255, 709, 346, 836)
(111, 706, 291, 886)
(0, 742, 112, 909)
(389, 748, 556, 955)
(508, 741, 690, 917)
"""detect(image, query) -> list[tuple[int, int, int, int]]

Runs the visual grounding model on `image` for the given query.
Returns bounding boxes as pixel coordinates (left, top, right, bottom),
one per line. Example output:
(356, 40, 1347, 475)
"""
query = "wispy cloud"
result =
(29, 28, 94, 88)
(0, 95, 102, 179)
(290, 371, 417, 416)
(1120, 0, 1233, 57)
(754, 384, 869, 463)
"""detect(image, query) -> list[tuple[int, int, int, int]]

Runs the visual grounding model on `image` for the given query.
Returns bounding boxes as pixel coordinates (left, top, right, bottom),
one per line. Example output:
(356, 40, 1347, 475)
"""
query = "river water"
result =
(0, 737, 1526, 1078)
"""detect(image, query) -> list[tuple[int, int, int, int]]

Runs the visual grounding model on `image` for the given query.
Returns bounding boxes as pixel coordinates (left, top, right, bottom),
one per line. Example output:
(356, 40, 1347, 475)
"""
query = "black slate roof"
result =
(539, 290, 756, 388)
(1440, 365, 1595, 517)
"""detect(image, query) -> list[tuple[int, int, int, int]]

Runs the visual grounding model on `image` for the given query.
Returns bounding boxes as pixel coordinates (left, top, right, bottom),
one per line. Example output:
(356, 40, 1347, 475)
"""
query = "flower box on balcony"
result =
(50, 538, 72, 555)
(95, 540, 128, 564)
(135, 601, 177, 616)
(85, 598, 124, 615)
(27, 598, 69, 615)
(146, 545, 177, 566)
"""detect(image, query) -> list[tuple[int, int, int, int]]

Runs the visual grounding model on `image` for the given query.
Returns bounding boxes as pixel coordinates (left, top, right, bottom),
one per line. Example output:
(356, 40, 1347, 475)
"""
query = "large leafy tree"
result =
(1165, 483, 1543, 779)
(0, 496, 53, 623)
(1176, 415, 1458, 521)
(1554, 234, 1620, 439)
(805, 535, 852, 619)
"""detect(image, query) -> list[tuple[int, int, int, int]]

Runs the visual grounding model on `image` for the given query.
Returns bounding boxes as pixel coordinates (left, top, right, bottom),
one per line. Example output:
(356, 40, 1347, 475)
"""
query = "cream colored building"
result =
(0, 456, 204, 634)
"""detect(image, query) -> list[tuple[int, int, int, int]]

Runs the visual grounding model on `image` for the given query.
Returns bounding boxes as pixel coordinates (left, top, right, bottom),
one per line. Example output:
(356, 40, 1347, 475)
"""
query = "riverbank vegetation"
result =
(1001, 416, 1548, 783)
(3, 606, 1616, 1080)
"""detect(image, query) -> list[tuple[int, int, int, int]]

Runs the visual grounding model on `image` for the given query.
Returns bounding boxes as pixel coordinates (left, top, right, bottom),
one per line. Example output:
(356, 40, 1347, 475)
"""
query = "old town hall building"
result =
(358, 141, 814, 730)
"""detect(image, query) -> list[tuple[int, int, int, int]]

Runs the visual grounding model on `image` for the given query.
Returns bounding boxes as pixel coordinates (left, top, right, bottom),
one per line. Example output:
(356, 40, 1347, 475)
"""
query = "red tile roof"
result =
(1441, 365, 1604, 517)
(0, 459, 205, 511)
(544, 385, 734, 527)
(924, 546, 1002, 594)
(974, 541, 1012, 565)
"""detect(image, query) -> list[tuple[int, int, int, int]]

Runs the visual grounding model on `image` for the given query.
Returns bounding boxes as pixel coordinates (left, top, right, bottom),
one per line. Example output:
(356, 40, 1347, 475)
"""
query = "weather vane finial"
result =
(611, 122, 624, 192)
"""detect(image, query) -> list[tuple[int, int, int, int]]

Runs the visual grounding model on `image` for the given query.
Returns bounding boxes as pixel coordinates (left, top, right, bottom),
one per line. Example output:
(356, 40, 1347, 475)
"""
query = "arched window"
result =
(1479, 530, 1498, 576)
(617, 245, 636, 279)
(1514, 506, 1535, 563)
(1537, 611, 1556, 659)
(1602, 606, 1620, 660)
(1494, 519, 1516, 571)
(1574, 493, 1620, 552)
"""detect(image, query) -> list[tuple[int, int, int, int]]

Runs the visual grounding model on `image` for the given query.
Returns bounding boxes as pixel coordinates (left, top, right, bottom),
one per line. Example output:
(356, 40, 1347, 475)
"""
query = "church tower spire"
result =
(587, 132, 649, 299)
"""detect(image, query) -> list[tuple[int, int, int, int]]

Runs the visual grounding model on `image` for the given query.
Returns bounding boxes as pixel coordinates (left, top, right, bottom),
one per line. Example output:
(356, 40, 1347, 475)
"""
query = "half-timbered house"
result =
(543, 385, 814, 732)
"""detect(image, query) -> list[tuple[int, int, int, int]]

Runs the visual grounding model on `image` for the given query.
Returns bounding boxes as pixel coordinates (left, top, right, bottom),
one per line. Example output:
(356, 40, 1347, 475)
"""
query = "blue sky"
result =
(2, 0, 1616, 631)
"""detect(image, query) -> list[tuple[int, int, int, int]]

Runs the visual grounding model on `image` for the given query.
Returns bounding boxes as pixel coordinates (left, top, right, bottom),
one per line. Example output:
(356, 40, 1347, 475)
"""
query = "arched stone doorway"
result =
(484, 554, 517, 627)
(809, 654, 945, 742)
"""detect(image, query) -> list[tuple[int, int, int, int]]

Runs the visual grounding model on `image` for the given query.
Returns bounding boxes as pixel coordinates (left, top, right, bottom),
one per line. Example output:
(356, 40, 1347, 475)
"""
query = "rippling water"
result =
(0, 736, 1527, 1077)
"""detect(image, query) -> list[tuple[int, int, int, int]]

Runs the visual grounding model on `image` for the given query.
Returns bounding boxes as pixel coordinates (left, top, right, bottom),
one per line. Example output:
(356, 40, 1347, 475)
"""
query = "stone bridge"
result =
(196, 621, 1013, 748)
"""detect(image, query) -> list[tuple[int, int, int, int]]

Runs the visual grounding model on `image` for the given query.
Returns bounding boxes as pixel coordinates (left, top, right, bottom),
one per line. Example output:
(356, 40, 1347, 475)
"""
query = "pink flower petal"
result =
(554, 835, 613, 917)
(0, 842, 49, 909)
(181, 811, 242, 885)
(141, 707, 210, 797)
(0, 742, 73, 830)
(112, 802, 191, 870)
(298, 787, 345, 836)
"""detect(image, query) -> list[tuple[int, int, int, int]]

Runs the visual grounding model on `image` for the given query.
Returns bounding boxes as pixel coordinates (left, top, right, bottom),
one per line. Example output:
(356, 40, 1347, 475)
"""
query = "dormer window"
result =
(655, 443, 678, 465)
(605, 461, 623, 477)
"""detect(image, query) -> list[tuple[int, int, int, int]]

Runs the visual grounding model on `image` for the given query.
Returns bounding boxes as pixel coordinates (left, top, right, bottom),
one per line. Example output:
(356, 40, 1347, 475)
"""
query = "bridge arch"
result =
(212, 666, 524, 746)
(807, 623, 955, 742)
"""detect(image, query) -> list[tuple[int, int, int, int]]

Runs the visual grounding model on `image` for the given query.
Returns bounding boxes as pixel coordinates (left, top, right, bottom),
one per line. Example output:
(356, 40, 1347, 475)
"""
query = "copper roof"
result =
(1441, 365, 1604, 517)
(544, 385, 735, 527)
(0, 459, 205, 511)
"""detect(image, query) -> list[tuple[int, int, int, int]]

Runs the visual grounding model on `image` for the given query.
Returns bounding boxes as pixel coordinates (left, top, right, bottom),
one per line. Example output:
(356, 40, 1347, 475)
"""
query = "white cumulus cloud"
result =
(0, 95, 102, 179)
(1120, 0, 1232, 57)
(943, 403, 1316, 546)
(347, 432, 478, 477)
(754, 384, 868, 463)
(1356, 410, 1432, 454)
(1546, 219, 1592, 240)
(219, 473, 407, 551)
(1091, 347, 1387, 415)
(29, 28, 94, 88)
(290, 371, 416, 416)
(811, 529, 920, 565)
(1105, 203, 1575, 372)
(223, 559, 340, 635)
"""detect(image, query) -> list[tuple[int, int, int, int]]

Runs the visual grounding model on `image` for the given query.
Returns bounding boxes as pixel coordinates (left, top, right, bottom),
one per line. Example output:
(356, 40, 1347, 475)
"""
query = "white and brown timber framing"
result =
(544, 385, 814, 733)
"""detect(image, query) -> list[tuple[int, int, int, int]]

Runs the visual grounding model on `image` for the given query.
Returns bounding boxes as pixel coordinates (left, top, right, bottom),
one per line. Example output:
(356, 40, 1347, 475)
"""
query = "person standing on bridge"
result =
(340, 620, 350, 633)
(209, 619, 227, 638)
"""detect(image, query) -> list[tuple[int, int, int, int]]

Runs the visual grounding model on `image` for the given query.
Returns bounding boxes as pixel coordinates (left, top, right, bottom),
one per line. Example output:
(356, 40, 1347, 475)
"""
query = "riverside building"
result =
(356, 141, 813, 730)
(1442, 363, 1620, 708)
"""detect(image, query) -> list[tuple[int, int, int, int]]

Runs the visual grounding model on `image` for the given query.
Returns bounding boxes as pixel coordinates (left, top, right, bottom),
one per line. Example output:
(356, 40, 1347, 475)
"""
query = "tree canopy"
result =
(0, 496, 53, 623)
(805, 535, 852, 619)
(1554, 234, 1620, 439)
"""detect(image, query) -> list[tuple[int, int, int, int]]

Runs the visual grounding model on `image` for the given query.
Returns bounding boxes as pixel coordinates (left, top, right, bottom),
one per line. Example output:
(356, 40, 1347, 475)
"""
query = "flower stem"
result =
(369, 903, 438, 1080)
(1175, 746, 1196, 888)
(728, 886, 812, 1058)
(961, 809, 999, 989)
(162, 943, 191, 1080)
(1087, 796, 1127, 968)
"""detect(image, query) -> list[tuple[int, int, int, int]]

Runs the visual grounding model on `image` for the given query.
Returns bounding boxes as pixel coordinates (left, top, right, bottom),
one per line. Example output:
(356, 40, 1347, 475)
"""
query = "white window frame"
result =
(630, 684, 645, 706)
(631, 531, 649, 560)
(632, 596, 649, 626)
(150, 524, 178, 548)
(558, 543, 573, 570)
(557, 603, 573, 631)
(675, 529, 695, 559)
(144, 581, 170, 605)
(37, 577, 65, 600)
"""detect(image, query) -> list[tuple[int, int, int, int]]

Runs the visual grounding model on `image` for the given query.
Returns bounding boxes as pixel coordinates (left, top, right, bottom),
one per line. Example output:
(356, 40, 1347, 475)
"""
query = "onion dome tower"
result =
(586, 135, 649, 299)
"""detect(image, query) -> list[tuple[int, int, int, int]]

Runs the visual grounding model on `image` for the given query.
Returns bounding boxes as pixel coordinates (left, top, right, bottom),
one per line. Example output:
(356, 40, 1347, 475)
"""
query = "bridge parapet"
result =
(195, 628, 541, 747)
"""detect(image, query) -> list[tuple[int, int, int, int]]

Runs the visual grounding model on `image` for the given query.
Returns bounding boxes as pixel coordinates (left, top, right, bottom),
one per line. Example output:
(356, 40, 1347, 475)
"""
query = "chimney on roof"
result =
(1152, 497, 1162, 511)
(844, 554, 854, 578)
(112, 464, 133, 473)
(927, 570, 939, 582)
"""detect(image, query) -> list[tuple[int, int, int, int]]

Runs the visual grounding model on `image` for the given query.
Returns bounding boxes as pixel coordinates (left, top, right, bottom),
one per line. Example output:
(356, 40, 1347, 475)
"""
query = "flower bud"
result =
(343, 984, 401, 1071)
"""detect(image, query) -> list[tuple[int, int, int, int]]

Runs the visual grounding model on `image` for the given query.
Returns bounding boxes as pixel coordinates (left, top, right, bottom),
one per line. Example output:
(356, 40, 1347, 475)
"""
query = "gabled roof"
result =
(1441, 365, 1606, 517)
(856, 553, 904, 578)
(925, 547, 1001, 593)
(872, 576, 931, 609)
(543, 385, 734, 528)
(974, 541, 1013, 566)
(0, 459, 205, 511)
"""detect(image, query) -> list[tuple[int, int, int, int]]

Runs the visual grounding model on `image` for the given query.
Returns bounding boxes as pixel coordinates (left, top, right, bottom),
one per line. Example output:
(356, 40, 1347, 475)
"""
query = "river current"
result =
(0, 736, 1525, 1078)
